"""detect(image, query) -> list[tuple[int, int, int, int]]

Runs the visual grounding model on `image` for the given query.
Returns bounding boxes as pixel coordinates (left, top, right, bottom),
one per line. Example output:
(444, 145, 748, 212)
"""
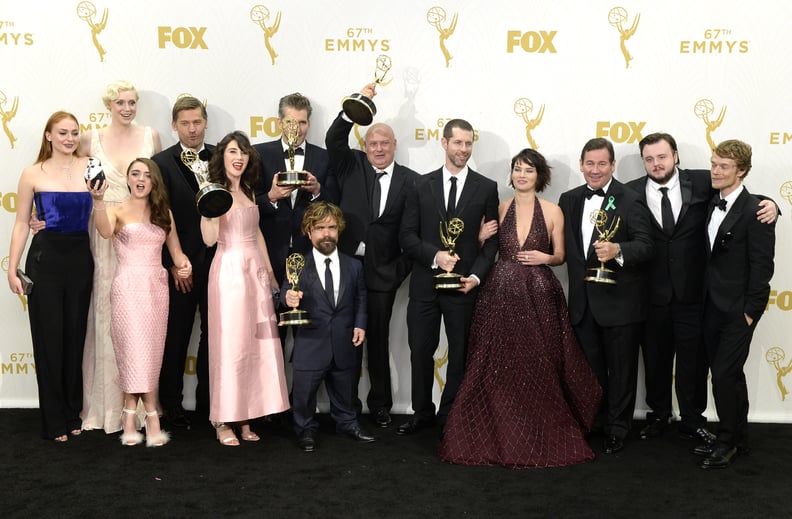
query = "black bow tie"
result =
(585, 188, 605, 199)
(198, 149, 210, 161)
(714, 198, 727, 211)
(283, 148, 305, 158)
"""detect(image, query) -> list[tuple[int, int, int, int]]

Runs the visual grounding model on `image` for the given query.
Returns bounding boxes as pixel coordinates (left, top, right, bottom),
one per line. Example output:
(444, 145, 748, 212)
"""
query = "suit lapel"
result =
(712, 189, 747, 254)
(429, 171, 446, 220)
(678, 172, 693, 224)
(381, 166, 405, 218)
(453, 172, 478, 219)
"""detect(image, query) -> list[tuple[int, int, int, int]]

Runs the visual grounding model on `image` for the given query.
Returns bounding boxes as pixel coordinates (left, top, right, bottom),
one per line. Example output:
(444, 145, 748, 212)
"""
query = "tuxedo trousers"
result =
(703, 302, 756, 447)
(643, 301, 709, 429)
(573, 305, 640, 438)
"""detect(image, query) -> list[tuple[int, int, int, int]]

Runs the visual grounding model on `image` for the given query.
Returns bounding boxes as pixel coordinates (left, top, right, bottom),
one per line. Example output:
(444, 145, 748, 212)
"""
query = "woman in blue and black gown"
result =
(7, 111, 95, 442)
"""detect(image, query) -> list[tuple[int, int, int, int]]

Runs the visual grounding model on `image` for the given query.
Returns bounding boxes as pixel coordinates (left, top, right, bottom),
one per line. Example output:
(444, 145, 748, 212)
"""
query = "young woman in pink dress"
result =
(200, 131, 290, 446)
(90, 158, 191, 447)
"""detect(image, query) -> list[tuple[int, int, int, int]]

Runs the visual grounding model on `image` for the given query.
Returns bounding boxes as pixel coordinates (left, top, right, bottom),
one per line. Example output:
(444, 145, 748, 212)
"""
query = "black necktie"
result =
(324, 258, 334, 308)
(584, 188, 605, 199)
(659, 187, 675, 235)
(447, 176, 457, 217)
(283, 148, 305, 158)
(714, 198, 727, 211)
(198, 149, 210, 161)
(372, 171, 386, 218)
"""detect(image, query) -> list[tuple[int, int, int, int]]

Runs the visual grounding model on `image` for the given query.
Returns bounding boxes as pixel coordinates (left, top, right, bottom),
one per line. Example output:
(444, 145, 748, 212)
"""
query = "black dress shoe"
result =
(639, 415, 671, 440)
(372, 409, 392, 428)
(680, 426, 717, 446)
(344, 427, 376, 443)
(297, 430, 317, 452)
(603, 435, 624, 454)
(700, 444, 737, 469)
(164, 408, 191, 429)
(396, 417, 435, 436)
(693, 441, 748, 457)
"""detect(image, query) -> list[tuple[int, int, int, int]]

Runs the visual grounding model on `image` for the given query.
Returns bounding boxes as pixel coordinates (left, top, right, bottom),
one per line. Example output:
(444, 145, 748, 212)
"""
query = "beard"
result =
(316, 238, 337, 256)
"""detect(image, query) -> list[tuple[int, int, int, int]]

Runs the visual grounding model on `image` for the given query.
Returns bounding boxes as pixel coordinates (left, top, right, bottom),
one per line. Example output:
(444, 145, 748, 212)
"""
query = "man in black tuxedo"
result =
(152, 96, 214, 427)
(627, 133, 777, 444)
(325, 83, 419, 428)
(283, 202, 375, 452)
(398, 119, 499, 435)
(558, 138, 654, 454)
(254, 92, 338, 288)
(696, 139, 775, 469)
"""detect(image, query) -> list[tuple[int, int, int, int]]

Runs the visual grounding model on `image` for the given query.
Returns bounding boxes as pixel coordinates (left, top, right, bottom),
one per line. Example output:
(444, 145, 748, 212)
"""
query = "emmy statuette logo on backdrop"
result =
(250, 5, 281, 65)
(514, 98, 544, 150)
(608, 6, 639, 69)
(766, 347, 792, 401)
(427, 6, 457, 67)
(76, 1, 108, 62)
(0, 90, 18, 149)
(779, 181, 792, 217)
(693, 98, 726, 151)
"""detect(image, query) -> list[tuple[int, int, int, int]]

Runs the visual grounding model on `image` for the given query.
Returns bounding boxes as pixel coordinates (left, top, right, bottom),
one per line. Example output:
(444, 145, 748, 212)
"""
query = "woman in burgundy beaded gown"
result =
(439, 148, 602, 468)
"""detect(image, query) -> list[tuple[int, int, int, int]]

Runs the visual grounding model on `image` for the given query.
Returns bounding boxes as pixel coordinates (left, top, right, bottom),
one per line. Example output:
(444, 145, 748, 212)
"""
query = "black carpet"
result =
(1, 409, 789, 518)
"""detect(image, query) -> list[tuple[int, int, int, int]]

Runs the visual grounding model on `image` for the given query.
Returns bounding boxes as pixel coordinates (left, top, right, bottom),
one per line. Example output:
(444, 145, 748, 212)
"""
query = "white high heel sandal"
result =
(144, 411, 171, 447)
(119, 408, 144, 446)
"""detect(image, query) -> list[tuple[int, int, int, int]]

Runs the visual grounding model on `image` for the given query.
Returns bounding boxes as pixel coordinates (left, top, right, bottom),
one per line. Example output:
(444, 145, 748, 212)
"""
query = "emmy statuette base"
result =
(278, 309, 311, 327)
(196, 185, 233, 218)
(276, 171, 309, 187)
(342, 94, 376, 126)
(584, 266, 618, 285)
(434, 272, 464, 290)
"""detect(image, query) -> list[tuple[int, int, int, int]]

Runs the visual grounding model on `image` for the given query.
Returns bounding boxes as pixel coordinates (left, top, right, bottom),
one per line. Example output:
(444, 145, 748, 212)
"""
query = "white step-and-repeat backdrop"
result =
(2, 1, 791, 421)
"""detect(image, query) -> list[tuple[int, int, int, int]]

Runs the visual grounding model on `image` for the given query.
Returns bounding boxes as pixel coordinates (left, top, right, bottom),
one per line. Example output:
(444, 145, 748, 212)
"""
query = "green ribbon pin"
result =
(605, 196, 616, 211)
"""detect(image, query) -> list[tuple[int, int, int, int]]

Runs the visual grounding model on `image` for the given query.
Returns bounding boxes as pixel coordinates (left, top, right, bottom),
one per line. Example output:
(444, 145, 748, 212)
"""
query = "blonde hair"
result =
(102, 80, 138, 109)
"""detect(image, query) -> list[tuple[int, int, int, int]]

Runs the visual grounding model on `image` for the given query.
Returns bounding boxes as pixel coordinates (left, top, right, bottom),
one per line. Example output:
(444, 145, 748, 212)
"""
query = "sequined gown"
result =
(82, 126, 156, 432)
(207, 206, 290, 423)
(439, 199, 602, 468)
(110, 224, 168, 393)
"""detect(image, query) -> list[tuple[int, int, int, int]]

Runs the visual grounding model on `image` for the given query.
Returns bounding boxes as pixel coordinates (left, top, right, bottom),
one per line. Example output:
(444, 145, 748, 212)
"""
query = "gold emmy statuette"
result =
(584, 209, 621, 284)
(342, 54, 393, 126)
(279, 253, 311, 326)
(434, 217, 465, 290)
(180, 149, 232, 218)
(275, 116, 309, 187)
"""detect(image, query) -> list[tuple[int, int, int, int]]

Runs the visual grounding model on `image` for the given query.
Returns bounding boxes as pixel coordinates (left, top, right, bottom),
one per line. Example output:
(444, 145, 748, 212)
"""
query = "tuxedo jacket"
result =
(325, 112, 419, 292)
(399, 167, 499, 302)
(558, 178, 655, 327)
(253, 139, 339, 285)
(705, 188, 775, 322)
(152, 143, 216, 269)
(282, 252, 367, 371)
(625, 169, 711, 306)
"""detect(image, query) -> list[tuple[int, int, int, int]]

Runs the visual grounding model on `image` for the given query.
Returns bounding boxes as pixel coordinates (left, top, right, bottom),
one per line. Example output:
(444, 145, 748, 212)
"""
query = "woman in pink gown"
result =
(90, 158, 191, 447)
(439, 148, 602, 468)
(200, 131, 290, 446)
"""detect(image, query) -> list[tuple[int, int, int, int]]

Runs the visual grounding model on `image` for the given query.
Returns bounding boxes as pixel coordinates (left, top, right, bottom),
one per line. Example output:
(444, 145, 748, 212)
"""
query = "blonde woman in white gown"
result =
(79, 80, 161, 433)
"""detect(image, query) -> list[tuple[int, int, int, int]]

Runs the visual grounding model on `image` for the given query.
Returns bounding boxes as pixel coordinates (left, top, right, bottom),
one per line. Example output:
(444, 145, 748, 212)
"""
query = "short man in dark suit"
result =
(152, 96, 214, 426)
(627, 133, 777, 444)
(398, 119, 499, 436)
(558, 137, 654, 454)
(325, 83, 419, 428)
(283, 202, 375, 452)
(696, 139, 775, 469)
(254, 92, 338, 288)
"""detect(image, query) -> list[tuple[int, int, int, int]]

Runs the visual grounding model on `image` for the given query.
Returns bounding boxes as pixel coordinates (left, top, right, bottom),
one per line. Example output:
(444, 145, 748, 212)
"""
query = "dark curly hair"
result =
(207, 131, 260, 201)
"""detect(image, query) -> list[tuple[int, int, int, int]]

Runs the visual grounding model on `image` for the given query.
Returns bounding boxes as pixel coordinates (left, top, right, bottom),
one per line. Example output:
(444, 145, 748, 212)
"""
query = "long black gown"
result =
(439, 198, 602, 468)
